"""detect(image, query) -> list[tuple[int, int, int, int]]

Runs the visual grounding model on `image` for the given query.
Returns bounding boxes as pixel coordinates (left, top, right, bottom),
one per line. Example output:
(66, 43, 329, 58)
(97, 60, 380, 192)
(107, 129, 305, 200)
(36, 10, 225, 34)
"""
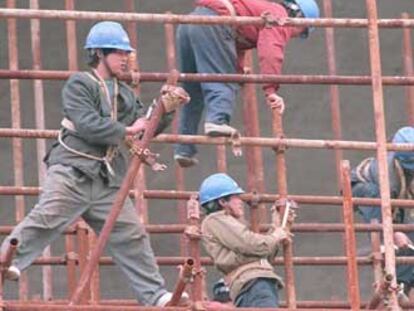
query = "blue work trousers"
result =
(175, 6, 239, 157)
(234, 278, 279, 308)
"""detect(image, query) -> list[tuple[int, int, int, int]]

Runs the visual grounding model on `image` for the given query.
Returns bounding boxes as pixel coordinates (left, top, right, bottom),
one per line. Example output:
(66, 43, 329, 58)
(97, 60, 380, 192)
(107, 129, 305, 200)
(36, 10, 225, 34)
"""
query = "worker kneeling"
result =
(199, 173, 296, 307)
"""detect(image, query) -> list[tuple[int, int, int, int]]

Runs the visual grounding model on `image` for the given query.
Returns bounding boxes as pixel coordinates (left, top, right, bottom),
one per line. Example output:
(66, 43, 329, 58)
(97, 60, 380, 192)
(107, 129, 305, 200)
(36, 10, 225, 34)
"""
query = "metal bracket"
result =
(249, 191, 260, 208)
(65, 252, 79, 263)
(273, 134, 287, 152)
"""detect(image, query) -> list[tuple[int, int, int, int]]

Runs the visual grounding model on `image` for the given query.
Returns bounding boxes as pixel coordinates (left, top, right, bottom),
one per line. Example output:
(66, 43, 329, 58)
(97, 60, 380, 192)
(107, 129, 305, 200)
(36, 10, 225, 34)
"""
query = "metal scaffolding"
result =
(0, 0, 413, 310)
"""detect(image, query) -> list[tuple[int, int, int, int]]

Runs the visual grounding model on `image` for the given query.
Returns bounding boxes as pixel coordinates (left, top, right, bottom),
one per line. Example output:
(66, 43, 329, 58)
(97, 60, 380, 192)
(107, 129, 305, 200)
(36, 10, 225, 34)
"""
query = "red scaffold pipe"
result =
(0, 8, 414, 29)
(1, 69, 414, 86)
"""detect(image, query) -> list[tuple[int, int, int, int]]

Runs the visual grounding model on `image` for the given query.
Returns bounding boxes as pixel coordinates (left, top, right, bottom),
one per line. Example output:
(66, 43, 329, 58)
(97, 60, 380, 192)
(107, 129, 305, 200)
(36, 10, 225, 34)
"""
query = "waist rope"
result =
(59, 69, 118, 176)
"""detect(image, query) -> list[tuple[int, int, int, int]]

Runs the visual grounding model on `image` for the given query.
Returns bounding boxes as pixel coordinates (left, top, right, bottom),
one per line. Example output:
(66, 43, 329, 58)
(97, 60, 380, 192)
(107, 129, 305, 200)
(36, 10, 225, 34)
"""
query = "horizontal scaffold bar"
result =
(0, 8, 413, 29)
(2, 223, 414, 234)
(1, 129, 414, 152)
(2, 186, 414, 208)
(1, 253, 414, 266)
(1, 70, 414, 85)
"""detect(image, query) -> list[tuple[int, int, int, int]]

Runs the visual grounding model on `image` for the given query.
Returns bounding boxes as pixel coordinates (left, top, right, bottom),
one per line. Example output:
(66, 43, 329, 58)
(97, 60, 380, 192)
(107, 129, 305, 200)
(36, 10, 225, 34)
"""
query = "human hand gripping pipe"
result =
(69, 70, 189, 305)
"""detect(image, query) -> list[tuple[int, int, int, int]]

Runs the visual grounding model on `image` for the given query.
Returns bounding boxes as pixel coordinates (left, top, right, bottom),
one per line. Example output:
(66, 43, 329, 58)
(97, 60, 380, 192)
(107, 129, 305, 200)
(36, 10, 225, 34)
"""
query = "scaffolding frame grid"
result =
(0, 0, 413, 310)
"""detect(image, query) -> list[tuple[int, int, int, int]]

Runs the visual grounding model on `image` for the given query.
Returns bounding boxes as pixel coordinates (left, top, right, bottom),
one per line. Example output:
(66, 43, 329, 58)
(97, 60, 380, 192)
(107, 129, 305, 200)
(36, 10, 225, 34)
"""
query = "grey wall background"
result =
(0, 0, 414, 304)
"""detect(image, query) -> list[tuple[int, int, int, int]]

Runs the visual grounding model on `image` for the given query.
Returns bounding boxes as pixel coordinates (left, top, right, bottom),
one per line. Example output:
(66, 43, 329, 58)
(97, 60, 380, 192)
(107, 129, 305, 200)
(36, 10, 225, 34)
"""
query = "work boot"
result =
(204, 122, 237, 137)
(155, 291, 190, 307)
(174, 154, 199, 168)
(4, 265, 20, 281)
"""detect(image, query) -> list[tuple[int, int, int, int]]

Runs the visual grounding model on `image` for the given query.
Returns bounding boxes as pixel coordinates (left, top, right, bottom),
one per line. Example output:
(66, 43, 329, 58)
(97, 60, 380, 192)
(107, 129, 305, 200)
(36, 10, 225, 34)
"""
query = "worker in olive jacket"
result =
(1, 21, 189, 307)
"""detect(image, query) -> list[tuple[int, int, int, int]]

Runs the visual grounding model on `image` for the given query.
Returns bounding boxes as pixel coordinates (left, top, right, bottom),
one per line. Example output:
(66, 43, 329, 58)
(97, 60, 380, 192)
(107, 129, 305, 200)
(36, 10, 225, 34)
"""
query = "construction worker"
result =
(0, 21, 189, 307)
(351, 126, 414, 295)
(174, 0, 320, 167)
(198, 173, 296, 307)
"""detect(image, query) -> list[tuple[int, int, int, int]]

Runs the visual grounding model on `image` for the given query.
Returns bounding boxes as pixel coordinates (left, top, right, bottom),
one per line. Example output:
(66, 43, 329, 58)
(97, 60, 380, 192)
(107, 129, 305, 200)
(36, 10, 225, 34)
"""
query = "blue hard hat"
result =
(284, 0, 320, 38)
(199, 173, 244, 206)
(295, 0, 320, 19)
(392, 127, 414, 171)
(84, 21, 134, 52)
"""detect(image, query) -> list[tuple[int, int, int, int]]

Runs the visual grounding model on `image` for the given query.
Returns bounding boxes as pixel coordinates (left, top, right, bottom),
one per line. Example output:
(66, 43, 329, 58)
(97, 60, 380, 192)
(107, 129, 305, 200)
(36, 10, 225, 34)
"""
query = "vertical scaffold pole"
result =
(340, 160, 361, 309)
(271, 109, 296, 307)
(365, 0, 399, 309)
(401, 12, 414, 125)
(124, 0, 150, 226)
(29, 0, 53, 301)
(323, 0, 344, 188)
(63, 0, 83, 300)
(6, 0, 28, 300)
(241, 51, 266, 232)
(164, 13, 188, 258)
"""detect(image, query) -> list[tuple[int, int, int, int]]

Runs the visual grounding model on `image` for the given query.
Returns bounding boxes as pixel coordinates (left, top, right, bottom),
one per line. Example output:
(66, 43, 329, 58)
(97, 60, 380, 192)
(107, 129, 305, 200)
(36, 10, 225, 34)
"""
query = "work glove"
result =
(160, 85, 190, 112)
(271, 199, 299, 228)
(266, 93, 285, 114)
(272, 227, 292, 244)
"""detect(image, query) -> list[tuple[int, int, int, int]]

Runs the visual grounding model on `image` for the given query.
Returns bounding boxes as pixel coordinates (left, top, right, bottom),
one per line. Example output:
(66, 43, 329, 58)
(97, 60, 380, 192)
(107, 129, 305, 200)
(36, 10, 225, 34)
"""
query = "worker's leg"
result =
(83, 179, 167, 306)
(1, 164, 90, 272)
(188, 7, 238, 126)
(175, 21, 204, 158)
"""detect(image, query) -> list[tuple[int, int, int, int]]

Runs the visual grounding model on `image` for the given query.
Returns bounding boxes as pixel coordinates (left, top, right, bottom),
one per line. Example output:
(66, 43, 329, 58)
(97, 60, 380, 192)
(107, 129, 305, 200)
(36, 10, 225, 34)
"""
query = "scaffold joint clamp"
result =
(249, 191, 260, 208)
(273, 134, 287, 152)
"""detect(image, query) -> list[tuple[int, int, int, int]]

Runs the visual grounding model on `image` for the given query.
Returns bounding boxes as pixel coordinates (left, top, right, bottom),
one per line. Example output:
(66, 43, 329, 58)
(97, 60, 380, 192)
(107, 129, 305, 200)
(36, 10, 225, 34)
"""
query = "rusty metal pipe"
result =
(3, 304, 187, 311)
(340, 161, 361, 309)
(4, 128, 414, 153)
(271, 98, 296, 307)
(366, 0, 398, 308)
(4, 254, 414, 267)
(3, 222, 414, 235)
(1, 69, 414, 86)
(323, 0, 343, 189)
(63, 0, 78, 298)
(166, 258, 194, 306)
(402, 12, 414, 125)
(6, 186, 414, 209)
(242, 52, 266, 232)
(0, 8, 413, 28)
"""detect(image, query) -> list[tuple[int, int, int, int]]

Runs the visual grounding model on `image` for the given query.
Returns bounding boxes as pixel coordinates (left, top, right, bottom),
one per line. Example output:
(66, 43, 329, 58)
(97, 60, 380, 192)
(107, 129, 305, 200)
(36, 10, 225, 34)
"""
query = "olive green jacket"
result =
(201, 210, 283, 301)
(46, 72, 172, 187)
